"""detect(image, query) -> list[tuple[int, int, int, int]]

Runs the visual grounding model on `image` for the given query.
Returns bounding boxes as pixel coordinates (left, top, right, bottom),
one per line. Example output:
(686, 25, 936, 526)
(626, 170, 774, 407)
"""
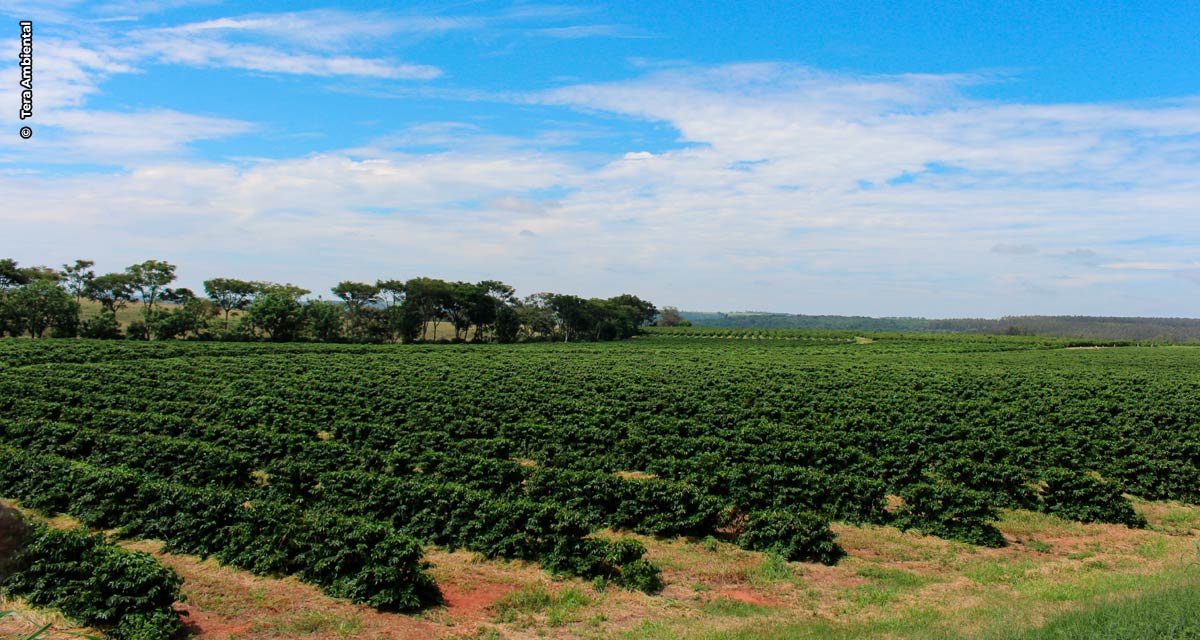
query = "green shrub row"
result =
(0, 446, 440, 611)
(2, 508, 183, 640)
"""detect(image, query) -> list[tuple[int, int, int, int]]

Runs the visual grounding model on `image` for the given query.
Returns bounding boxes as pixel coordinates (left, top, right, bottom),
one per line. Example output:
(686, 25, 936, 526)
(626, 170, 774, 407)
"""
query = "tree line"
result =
(0, 258, 658, 343)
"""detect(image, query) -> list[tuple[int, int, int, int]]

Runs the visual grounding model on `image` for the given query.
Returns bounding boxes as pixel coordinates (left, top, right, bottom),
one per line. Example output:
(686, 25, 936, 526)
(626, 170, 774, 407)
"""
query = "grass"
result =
(491, 585, 593, 627)
(697, 597, 772, 617)
(255, 609, 363, 637)
(963, 558, 1037, 585)
(616, 499, 1200, 640)
(6, 493, 1200, 640)
(747, 553, 801, 586)
(843, 564, 942, 608)
(1001, 581, 1200, 640)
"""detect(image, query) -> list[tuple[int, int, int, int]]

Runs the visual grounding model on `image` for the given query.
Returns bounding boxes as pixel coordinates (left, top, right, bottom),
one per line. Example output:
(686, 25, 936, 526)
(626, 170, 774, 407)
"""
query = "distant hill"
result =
(679, 312, 1200, 342)
(681, 312, 930, 333)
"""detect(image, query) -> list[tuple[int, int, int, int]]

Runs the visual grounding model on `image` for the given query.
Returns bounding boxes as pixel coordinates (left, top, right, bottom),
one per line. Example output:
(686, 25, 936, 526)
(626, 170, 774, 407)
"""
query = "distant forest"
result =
(682, 312, 1200, 342)
(0, 258, 657, 343)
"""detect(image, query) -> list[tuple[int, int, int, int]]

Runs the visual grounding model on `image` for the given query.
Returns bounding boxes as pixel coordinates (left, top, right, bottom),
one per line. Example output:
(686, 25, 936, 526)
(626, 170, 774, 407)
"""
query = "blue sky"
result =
(2, 1, 1200, 316)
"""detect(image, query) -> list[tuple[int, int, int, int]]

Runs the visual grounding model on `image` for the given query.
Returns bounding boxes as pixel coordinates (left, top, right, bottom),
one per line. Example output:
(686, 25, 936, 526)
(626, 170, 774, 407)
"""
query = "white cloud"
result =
(1102, 262, 1200, 270)
(534, 24, 650, 39)
(5, 58, 1200, 315)
(34, 109, 254, 159)
(159, 10, 483, 47)
(131, 34, 441, 79)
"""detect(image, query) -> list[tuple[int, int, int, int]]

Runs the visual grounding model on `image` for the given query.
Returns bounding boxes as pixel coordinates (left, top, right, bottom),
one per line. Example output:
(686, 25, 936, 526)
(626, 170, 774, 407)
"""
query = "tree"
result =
(443, 282, 478, 342)
(0, 258, 28, 289)
(494, 304, 521, 343)
(125, 260, 177, 317)
(656, 307, 685, 327)
(468, 280, 516, 342)
(547, 294, 588, 342)
(304, 300, 344, 342)
(9, 279, 79, 338)
(244, 290, 304, 341)
(61, 259, 95, 302)
(254, 282, 310, 300)
(517, 294, 558, 340)
(331, 281, 380, 340)
(204, 277, 257, 329)
(376, 279, 407, 341)
(403, 277, 452, 341)
(85, 273, 135, 314)
(609, 294, 657, 328)
(147, 289, 214, 340)
(80, 311, 123, 339)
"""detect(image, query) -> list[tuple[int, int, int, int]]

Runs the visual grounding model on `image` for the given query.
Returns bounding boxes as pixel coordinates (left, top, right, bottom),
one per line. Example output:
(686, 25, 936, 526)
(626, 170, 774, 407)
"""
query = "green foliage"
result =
(895, 482, 1005, 548)
(738, 509, 846, 565)
(331, 281, 379, 339)
(1003, 582, 1200, 639)
(1039, 468, 1147, 528)
(124, 260, 176, 317)
(304, 300, 344, 341)
(124, 320, 149, 341)
(5, 521, 183, 640)
(80, 310, 123, 339)
(244, 290, 304, 341)
(203, 277, 257, 329)
(84, 273, 135, 314)
(4, 333, 1200, 618)
(5, 279, 79, 338)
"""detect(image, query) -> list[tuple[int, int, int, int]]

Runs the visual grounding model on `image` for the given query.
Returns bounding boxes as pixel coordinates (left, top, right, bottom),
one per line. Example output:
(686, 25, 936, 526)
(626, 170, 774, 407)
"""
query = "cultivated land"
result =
(2, 331, 1199, 639)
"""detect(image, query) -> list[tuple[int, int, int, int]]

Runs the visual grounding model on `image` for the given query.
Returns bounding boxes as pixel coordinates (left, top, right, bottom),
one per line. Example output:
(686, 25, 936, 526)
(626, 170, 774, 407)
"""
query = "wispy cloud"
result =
(128, 10, 448, 78)
(130, 34, 442, 79)
(6, 17, 1200, 315)
(992, 243, 1037, 255)
(153, 10, 485, 49)
(534, 24, 652, 39)
(1102, 262, 1200, 270)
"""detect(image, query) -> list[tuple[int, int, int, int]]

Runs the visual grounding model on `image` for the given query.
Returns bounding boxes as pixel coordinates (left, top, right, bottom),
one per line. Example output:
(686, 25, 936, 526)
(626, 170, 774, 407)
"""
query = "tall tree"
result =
(204, 277, 257, 329)
(61, 259, 95, 302)
(85, 273, 135, 314)
(376, 279, 407, 341)
(403, 277, 451, 341)
(547, 294, 588, 342)
(656, 306, 685, 327)
(0, 259, 28, 289)
(148, 290, 212, 340)
(331, 281, 380, 339)
(125, 260, 177, 316)
(443, 282, 477, 341)
(304, 300, 344, 342)
(254, 282, 310, 300)
(9, 279, 79, 338)
(467, 280, 516, 342)
(244, 290, 304, 341)
(517, 294, 558, 340)
(609, 294, 657, 329)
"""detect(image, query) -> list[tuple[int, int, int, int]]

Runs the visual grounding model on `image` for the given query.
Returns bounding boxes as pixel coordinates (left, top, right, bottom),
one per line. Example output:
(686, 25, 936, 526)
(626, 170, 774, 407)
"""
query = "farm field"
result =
(2, 331, 1200, 639)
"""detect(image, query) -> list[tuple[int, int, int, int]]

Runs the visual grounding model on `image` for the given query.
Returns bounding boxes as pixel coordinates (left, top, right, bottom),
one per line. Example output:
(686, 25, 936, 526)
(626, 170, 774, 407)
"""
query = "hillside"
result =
(681, 312, 1200, 341)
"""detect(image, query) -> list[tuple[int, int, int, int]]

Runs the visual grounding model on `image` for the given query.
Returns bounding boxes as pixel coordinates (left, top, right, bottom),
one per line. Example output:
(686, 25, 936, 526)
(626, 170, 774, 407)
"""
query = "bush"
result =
(6, 522, 184, 640)
(542, 537, 663, 594)
(616, 558, 663, 593)
(737, 509, 845, 565)
(894, 482, 1005, 547)
(1039, 468, 1146, 527)
(80, 311, 123, 339)
(125, 320, 150, 340)
(293, 512, 442, 611)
